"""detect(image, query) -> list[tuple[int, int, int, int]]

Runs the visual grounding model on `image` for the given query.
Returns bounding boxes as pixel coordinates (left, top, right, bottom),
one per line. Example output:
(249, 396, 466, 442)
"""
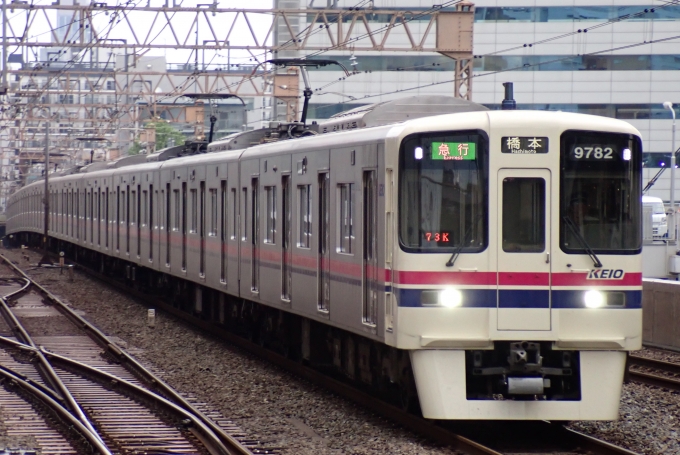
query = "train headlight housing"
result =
(439, 288, 462, 308)
(584, 290, 605, 308)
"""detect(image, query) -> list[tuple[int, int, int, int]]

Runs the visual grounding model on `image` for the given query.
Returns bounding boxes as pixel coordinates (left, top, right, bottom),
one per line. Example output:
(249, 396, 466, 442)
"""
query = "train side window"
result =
(338, 183, 355, 254)
(502, 177, 545, 253)
(265, 186, 276, 244)
(297, 185, 311, 248)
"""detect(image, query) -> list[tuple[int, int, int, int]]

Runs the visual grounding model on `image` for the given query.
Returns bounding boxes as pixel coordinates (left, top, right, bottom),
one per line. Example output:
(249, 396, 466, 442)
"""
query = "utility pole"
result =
(39, 120, 51, 265)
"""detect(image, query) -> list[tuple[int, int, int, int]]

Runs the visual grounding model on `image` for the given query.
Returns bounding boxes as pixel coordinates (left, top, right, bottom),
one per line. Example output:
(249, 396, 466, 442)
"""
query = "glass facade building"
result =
(292, 0, 679, 201)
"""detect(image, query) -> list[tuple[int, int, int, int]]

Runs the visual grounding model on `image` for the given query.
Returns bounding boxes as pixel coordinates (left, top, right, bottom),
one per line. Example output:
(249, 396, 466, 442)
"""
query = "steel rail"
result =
(0, 254, 255, 455)
(557, 426, 642, 455)
(0, 364, 112, 455)
(0, 293, 108, 447)
(12, 253, 643, 455)
(628, 355, 680, 391)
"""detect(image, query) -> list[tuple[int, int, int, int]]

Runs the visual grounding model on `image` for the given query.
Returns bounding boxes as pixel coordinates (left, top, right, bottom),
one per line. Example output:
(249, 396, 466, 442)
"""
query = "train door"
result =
(318, 172, 330, 313)
(363, 170, 378, 326)
(497, 169, 551, 331)
(281, 174, 292, 302)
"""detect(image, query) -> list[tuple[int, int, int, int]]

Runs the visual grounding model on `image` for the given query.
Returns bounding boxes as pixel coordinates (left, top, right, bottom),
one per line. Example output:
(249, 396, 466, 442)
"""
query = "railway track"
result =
(0, 256, 269, 455)
(23, 254, 644, 455)
(628, 354, 680, 391)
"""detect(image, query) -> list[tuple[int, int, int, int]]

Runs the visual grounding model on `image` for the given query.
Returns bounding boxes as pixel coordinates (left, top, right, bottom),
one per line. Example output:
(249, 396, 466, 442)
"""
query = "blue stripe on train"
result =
(396, 289, 642, 309)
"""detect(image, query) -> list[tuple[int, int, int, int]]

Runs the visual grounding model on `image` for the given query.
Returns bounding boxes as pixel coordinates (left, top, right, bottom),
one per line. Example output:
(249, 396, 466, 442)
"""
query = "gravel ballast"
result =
(3, 248, 680, 455)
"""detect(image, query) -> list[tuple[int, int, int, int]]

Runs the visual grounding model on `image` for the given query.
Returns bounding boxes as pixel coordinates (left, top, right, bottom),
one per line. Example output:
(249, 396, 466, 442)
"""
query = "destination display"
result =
(502, 136, 549, 154)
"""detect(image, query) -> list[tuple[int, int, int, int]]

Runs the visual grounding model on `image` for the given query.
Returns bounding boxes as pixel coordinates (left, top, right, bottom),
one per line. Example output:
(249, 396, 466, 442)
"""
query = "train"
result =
(6, 93, 643, 421)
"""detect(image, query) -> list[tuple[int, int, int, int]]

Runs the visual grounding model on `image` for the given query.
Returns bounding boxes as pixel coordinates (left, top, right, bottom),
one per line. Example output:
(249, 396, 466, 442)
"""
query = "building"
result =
(281, 0, 679, 202)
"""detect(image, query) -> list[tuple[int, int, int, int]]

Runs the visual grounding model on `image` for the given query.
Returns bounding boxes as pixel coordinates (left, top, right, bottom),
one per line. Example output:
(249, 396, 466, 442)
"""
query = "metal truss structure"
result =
(0, 0, 474, 195)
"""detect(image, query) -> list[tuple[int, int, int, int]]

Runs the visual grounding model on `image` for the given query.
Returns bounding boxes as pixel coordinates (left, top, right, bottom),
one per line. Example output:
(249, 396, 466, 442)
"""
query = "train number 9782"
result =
(571, 146, 614, 160)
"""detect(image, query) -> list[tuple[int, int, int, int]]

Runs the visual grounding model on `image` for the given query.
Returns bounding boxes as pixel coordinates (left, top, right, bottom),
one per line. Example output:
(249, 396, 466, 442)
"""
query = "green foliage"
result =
(148, 120, 185, 150)
(128, 141, 142, 155)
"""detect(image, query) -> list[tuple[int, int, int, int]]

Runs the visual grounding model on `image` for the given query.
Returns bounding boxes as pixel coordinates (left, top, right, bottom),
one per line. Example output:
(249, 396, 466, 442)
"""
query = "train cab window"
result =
(338, 183, 354, 254)
(560, 131, 642, 254)
(298, 185, 312, 248)
(502, 178, 545, 252)
(398, 130, 488, 253)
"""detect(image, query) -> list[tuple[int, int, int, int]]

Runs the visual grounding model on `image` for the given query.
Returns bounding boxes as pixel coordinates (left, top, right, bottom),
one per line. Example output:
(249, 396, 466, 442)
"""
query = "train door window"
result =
(318, 173, 330, 312)
(62, 190, 66, 234)
(231, 188, 237, 240)
(149, 185, 154, 262)
(282, 175, 292, 301)
(137, 186, 141, 257)
(126, 186, 130, 254)
(363, 170, 378, 326)
(142, 190, 148, 227)
(210, 188, 218, 236)
(200, 181, 205, 276)
(105, 187, 109, 248)
(220, 181, 227, 283)
(89, 190, 93, 241)
(251, 178, 259, 292)
(71, 190, 75, 237)
(85, 190, 89, 241)
(166, 184, 172, 265)
(173, 189, 180, 231)
(338, 183, 355, 254)
(97, 189, 101, 246)
(75, 190, 79, 240)
(502, 178, 545, 253)
(191, 189, 198, 233)
(241, 187, 248, 241)
(131, 189, 136, 225)
(265, 186, 276, 244)
(297, 184, 311, 248)
(116, 187, 120, 251)
(66, 190, 73, 236)
(182, 182, 187, 271)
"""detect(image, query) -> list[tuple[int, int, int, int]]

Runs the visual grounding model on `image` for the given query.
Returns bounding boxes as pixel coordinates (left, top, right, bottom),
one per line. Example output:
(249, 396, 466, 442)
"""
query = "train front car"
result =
(390, 110, 642, 420)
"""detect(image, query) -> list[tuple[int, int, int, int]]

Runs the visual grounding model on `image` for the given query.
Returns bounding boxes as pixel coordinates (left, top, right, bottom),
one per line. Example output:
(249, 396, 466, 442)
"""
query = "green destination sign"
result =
(431, 142, 476, 161)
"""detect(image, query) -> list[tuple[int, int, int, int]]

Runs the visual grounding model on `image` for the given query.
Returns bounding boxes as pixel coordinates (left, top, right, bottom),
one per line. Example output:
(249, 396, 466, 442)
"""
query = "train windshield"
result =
(399, 130, 488, 252)
(560, 131, 642, 254)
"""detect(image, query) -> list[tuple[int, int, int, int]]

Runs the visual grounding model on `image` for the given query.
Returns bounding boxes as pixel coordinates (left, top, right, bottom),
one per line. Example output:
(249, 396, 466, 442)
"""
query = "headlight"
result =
(584, 290, 605, 308)
(439, 288, 462, 308)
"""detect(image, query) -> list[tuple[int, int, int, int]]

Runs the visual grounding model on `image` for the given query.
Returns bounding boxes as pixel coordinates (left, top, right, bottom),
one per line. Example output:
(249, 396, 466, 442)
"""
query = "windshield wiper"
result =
(446, 215, 482, 267)
(562, 215, 603, 268)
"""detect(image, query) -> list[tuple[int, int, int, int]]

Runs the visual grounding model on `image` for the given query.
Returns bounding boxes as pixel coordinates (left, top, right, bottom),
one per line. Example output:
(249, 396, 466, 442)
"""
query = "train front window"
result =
(399, 130, 488, 252)
(560, 131, 642, 254)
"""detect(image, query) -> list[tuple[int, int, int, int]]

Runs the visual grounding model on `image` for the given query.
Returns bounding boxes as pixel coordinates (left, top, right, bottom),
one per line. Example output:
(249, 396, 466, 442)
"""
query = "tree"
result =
(148, 120, 186, 150)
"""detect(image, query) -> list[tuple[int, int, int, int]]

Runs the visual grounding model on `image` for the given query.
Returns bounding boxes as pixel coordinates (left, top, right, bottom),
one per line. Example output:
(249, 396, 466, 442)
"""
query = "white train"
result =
(6, 95, 643, 421)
